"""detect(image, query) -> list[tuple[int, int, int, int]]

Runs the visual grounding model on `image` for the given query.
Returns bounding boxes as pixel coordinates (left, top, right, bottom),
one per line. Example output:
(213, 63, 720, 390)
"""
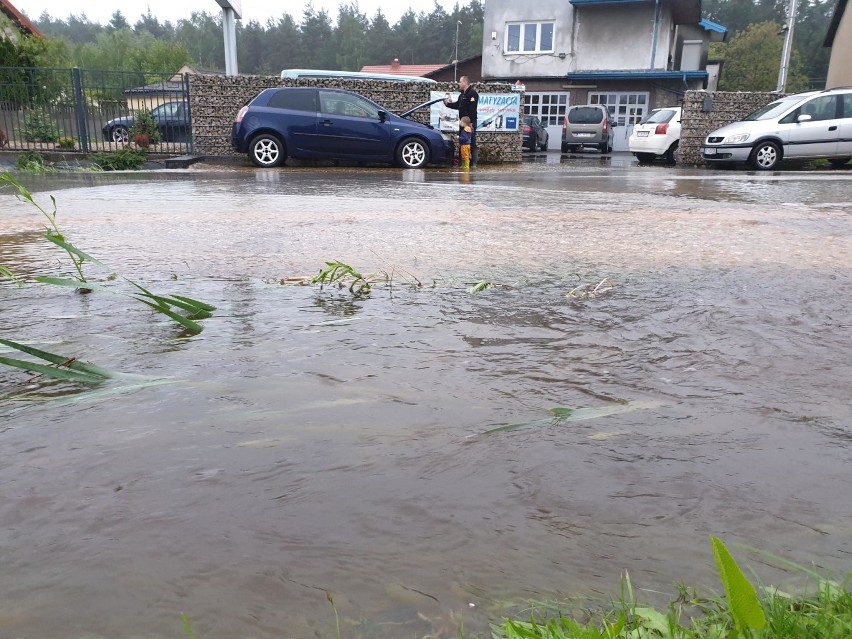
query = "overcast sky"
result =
(19, 0, 459, 26)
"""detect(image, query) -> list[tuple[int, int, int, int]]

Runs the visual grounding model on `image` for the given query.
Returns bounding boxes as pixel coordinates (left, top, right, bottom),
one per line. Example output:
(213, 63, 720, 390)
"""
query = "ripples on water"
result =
(1, 169, 850, 639)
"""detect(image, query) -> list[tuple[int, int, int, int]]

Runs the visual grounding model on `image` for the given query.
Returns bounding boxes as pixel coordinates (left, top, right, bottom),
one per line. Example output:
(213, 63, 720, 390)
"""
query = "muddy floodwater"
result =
(1, 161, 851, 639)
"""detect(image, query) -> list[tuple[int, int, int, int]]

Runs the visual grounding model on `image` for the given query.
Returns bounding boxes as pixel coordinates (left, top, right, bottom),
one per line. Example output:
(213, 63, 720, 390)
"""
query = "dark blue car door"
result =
(316, 90, 390, 158)
(264, 89, 318, 156)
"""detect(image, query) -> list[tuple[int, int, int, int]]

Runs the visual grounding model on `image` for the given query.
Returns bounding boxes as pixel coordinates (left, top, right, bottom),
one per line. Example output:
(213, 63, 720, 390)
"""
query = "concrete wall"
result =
(482, 0, 573, 78)
(574, 5, 673, 71)
(189, 74, 522, 163)
(482, 1, 683, 78)
(679, 90, 780, 165)
(826, 5, 852, 88)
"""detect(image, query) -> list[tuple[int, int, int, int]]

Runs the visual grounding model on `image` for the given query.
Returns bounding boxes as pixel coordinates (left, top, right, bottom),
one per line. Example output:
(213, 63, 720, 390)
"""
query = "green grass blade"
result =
(169, 294, 216, 312)
(0, 356, 106, 384)
(32, 276, 112, 292)
(0, 338, 114, 378)
(180, 612, 196, 639)
(135, 298, 204, 332)
(135, 291, 212, 318)
(711, 536, 766, 633)
(44, 232, 107, 267)
(1, 264, 23, 286)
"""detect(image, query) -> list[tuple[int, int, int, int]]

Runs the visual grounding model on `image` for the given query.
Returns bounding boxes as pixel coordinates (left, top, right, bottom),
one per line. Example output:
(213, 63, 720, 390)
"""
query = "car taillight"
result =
(655, 123, 669, 135)
(235, 106, 249, 123)
(562, 118, 567, 135)
(602, 118, 608, 134)
(523, 125, 531, 133)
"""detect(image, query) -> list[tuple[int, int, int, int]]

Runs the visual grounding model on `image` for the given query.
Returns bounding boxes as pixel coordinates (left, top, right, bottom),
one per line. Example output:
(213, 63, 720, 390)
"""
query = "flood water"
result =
(1, 161, 851, 639)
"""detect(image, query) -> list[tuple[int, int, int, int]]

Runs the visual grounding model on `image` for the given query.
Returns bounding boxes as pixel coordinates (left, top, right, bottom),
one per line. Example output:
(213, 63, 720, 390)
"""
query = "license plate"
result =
(636, 131, 649, 137)
(574, 132, 594, 138)
(703, 147, 716, 156)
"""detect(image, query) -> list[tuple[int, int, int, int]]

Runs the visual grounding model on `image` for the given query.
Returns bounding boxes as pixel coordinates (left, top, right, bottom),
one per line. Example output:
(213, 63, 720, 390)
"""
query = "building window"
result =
(506, 22, 555, 53)
(589, 92, 649, 126)
(523, 92, 569, 126)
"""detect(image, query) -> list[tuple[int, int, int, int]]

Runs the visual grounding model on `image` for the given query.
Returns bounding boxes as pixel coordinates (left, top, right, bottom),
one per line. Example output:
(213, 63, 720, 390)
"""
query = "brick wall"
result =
(680, 90, 782, 165)
(188, 74, 522, 163)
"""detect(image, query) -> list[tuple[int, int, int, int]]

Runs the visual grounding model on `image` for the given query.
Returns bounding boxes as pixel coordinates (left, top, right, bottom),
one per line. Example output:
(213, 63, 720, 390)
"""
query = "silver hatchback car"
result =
(701, 87, 852, 170)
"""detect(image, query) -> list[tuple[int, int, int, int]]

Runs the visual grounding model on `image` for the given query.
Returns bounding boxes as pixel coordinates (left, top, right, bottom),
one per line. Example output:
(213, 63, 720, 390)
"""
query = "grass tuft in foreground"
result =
(490, 536, 851, 639)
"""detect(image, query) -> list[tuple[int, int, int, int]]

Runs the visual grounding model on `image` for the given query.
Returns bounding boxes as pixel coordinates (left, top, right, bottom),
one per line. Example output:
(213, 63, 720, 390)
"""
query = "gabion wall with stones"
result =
(188, 74, 522, 163)
(679, 91, 783, 166)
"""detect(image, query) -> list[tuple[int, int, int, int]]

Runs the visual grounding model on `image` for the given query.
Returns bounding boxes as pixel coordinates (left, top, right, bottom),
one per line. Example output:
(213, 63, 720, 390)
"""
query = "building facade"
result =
(481, 0, 724, 150)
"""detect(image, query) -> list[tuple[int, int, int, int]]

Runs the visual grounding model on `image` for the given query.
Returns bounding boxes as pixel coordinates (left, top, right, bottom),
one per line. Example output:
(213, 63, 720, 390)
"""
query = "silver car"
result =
(701, 87, 852, 170)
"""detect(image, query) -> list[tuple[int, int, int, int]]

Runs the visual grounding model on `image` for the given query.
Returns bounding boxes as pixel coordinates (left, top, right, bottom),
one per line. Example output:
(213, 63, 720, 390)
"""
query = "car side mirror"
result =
(378, 110, 387, 122)
(797, 114, 812, 123)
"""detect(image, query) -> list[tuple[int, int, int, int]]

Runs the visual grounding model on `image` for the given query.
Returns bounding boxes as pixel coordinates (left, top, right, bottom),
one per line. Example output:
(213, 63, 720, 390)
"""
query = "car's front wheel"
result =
(749, 141, 781, 170)
(111, 126, 129, 144)
(249, 134, 286, 168)
(396, 137, 430, 169)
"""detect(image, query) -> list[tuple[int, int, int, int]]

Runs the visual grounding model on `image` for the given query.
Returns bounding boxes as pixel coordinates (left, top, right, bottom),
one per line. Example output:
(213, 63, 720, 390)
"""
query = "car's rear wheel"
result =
(111, 126, 129, 144)
(540, 136, 548, 151)
(396, 137, 430, 169)
(561, 142, 569, 153)
(664, 141, 679, 164)
(635, 152, 656, 164)
(828, 157, 851, 169)
(249, 134, 286, 168)
(749, 141, 781, 170)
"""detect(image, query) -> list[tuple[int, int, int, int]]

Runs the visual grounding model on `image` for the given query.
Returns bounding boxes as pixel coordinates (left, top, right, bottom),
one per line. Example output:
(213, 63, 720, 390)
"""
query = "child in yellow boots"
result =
(458, 116, 473, 169)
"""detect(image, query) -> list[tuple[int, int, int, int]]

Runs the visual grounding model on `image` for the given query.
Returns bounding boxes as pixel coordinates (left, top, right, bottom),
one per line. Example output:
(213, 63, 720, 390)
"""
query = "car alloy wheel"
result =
(249, 134, 285, 168)
(397, 138, 429, 169)
(111, 126, 129, 144)
(750, 141, 781, 170)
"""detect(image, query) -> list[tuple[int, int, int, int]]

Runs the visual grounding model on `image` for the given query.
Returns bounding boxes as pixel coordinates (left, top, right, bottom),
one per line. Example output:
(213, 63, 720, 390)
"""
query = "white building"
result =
(481, 0, 726, 150)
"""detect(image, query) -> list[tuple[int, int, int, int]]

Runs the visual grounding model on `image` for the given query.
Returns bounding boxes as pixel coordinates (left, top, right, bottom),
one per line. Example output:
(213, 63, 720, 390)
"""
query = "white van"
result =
(280, 69, 437, 84)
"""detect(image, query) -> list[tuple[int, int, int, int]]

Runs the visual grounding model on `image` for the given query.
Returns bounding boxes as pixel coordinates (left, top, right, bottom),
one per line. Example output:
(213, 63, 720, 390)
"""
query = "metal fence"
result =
(0, 67, 191, 154)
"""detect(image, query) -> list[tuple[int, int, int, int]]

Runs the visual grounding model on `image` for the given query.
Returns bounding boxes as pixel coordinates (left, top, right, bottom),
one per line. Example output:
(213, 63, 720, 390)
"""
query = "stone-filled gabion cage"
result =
(188, 74, 522, 164)
(679, 90, 784, 166)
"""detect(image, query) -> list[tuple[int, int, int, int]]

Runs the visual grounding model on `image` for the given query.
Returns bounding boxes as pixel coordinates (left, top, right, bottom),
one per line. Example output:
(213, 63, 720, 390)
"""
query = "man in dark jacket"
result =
(444, 76, 479, 167)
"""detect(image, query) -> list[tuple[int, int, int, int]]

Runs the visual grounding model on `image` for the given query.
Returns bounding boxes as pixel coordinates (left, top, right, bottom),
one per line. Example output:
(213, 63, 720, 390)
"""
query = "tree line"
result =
(23, 2, 484, 76)
(703, 0, 836, 90)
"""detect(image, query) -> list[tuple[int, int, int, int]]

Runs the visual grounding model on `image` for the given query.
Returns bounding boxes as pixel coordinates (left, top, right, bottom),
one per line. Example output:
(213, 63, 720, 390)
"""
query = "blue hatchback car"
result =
(231, 87, 455, 169)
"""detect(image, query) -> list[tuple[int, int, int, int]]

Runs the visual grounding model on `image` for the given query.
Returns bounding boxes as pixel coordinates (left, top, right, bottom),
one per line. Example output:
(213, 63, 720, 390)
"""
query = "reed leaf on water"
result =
(0, 338, 115, 379)
(0, 356, 106, 384)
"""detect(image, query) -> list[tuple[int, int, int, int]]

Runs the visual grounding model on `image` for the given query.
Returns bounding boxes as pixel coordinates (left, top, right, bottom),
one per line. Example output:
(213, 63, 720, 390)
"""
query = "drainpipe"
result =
(650, 0, 661, 69)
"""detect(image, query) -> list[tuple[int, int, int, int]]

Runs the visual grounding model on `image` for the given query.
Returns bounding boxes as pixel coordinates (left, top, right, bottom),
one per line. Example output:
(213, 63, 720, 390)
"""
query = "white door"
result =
(839, 93, 852, 157)
(523, 92, 570, 148)
(783, 94, 840, 158)
(589, 92, 649, 151)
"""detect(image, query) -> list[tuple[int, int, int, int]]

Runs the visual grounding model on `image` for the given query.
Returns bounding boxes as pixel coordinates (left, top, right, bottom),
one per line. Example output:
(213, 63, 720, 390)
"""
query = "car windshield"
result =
(640, 109, 676, 124)
(743, 96, 804, 121)
(568, 107, 603, 124)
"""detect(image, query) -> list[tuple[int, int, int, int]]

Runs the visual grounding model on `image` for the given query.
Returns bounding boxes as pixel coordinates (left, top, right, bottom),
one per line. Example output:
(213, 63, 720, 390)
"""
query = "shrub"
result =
(56, 137, 76, 150)
(130, 110, 161, 145)
(91, 147, 148, 171)
(16, 150, 54, 173)
(22, 108, 61, 142)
